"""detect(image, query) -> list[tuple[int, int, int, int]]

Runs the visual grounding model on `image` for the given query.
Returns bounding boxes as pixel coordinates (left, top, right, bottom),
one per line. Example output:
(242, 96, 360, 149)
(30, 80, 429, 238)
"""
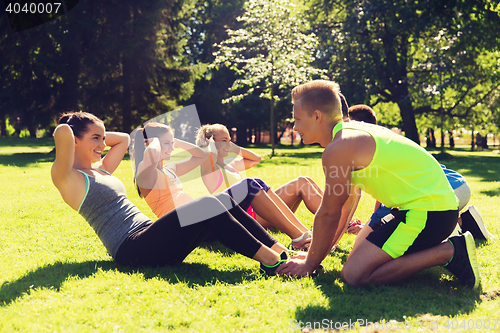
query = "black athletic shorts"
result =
(366, 208, 458, 258)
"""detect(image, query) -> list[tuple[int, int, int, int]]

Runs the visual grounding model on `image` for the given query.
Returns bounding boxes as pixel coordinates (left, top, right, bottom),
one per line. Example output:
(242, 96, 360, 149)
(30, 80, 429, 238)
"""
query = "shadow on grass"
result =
(434, 154, 500, 184)
(0, 151, 131, 167)
(0, 152, 56, 167)
(480, 188, 500, 197)
(0, 258, 255, 307)
(0, 137, 54, 148)
(293, 268, 484, 327)
(293, 235, 497, 324)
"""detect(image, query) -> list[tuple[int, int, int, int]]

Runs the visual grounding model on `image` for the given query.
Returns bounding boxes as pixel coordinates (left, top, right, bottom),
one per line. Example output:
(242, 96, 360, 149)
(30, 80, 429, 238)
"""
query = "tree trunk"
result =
(397, 96, 420, 144)
(277, 124, 284, 143)
(426, 128, 436, 148)
(120, 5, 134, 133)
(236, 122, 248, 146)
(270, 82, 275, 156)
(440, 124, 445, 154)
(471, 131, 475, 151)
(121, 54, 133, 133)
(58, 18, 81, 112)
(448, 130, 455, 148)
(0, 113, 6, 137)
(59, 50, 80, 111)
(27, 124, 37, 138)
(482, 133, 489, 149)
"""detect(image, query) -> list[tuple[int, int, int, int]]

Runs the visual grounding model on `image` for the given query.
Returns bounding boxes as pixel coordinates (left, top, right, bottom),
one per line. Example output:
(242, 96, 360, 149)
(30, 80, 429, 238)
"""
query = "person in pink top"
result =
(196, 124, 321, 247)
(133, 122, 312, 250)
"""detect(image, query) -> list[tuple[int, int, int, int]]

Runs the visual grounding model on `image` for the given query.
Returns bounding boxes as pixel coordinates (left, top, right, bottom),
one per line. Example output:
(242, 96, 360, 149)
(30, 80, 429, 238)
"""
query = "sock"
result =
(442, 238, 455, 268)
(292, 231, 309, 243)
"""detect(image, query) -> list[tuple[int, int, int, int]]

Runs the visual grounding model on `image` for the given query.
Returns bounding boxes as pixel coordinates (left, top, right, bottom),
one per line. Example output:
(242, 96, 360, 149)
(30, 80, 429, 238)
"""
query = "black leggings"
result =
(114, 193, 278, 267)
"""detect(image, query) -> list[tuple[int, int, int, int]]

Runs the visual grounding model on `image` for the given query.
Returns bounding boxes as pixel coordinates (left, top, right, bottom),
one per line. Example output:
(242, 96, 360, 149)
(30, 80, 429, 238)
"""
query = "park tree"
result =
(309, 0, 500, 145)
(73, 0, 204, 132)
(0, 0, 202, 135)
(181, 0, 247, 137)
(0, 15, 57, 137)
(212, 0, 325, 155)
(309, 0, 432, 143)
(410, 23, 500, 150)
(409, 2, 500, 151)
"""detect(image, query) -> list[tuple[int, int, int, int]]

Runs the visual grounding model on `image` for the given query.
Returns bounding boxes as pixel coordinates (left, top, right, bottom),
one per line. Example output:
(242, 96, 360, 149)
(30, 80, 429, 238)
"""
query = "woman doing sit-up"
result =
(51, 111, 300, 275)
(196, 124, 323, 233)
(132, 122, 311, 250)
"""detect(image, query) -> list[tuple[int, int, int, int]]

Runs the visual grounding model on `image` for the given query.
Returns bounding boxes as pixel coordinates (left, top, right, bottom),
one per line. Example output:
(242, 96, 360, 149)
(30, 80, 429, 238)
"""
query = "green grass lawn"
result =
(1, 139, 499, 332)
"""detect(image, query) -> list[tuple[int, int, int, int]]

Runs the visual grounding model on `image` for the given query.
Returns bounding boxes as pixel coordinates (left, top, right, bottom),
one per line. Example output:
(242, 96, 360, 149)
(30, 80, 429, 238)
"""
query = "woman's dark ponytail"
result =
(132, 128, 147, 197)
(58, 111, 102, 139)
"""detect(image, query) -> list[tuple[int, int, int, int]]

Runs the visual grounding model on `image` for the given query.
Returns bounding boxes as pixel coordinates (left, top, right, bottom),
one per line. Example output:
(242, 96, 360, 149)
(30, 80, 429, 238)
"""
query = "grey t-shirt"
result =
(77, 169, 151, 257)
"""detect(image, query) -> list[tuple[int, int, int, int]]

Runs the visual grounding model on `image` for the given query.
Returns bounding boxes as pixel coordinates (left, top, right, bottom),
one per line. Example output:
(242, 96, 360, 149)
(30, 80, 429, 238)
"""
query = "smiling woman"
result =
(77, 123, 106, 163)
(51, 112, 131, 211)
(51, 112, 292, 273)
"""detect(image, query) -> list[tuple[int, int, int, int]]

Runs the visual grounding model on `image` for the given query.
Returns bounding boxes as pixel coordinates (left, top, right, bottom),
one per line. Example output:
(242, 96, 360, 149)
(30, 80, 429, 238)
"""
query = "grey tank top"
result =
(77, 169, 152, 257)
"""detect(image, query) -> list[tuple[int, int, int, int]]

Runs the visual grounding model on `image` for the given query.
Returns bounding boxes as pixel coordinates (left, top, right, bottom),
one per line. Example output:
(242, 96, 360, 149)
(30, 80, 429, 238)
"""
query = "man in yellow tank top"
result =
(276, 79, 479, 289)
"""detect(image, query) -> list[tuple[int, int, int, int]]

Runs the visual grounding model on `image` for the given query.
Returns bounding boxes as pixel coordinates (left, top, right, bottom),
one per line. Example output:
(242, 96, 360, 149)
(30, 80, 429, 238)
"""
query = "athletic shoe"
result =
(460, 205, 492, 241)
(444, 231, 480, 289)
(259, 251, 319, 277)
(448, 223, 461, 238)
(260, 251, 289, 276)
(291, 230, 312, 251)
(348, 219, 362, 228)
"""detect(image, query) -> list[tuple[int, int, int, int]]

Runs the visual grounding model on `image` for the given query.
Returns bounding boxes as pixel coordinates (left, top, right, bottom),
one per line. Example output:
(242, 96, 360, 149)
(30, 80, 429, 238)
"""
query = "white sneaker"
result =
(460, 205, 495, 240)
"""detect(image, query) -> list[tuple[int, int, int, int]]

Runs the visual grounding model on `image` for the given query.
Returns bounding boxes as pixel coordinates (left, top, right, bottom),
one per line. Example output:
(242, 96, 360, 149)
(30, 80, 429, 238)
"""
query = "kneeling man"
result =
(277, 80, 479, 288)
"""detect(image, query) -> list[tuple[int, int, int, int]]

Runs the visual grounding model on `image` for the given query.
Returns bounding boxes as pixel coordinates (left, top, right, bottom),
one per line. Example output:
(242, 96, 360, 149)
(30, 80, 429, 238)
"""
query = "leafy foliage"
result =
(0, 0, 202, 135)
(308, 0, 500, 144)
(213, 0, 325, 103)
(212, 0, 325, 153)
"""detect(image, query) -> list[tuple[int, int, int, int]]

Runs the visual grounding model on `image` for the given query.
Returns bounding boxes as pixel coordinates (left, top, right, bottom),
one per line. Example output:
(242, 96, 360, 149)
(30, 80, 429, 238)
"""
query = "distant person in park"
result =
(195, 123, 318, 248)
(346, 104, 492, 242)
(50, 111, 302, 275)
(132, 122, 312, 251)
(276, 80, 480, 289)
(14, 116, 22, 137)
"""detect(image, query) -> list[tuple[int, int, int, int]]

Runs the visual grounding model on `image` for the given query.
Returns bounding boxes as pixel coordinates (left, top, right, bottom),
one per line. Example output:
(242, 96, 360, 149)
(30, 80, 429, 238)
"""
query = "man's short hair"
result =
(291, 80, 342, 120)
(348, 104, 377, 125)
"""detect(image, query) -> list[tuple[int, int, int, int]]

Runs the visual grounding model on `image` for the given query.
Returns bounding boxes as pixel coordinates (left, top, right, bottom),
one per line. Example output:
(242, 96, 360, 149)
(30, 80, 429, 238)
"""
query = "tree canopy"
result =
(0, 0, 202, 135)
(1, 0, 499, 151)
(308, 0, 500, 144)
(211, 0, 325, 154)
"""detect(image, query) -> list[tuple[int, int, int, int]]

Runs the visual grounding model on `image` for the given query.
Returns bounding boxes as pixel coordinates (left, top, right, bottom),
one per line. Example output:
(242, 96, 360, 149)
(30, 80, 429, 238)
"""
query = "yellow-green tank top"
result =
(332, 121, 458, 211)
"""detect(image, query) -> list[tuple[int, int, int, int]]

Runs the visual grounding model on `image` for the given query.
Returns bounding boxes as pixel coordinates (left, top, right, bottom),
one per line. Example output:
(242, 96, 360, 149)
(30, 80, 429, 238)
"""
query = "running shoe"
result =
(259, 251, 319, 277)
(460, 205, 492, 241)
(291, 230, 312, 251)
(444, 231, 480, 289)
(348, 219, 362, 228)
(260, 251, 288, 276)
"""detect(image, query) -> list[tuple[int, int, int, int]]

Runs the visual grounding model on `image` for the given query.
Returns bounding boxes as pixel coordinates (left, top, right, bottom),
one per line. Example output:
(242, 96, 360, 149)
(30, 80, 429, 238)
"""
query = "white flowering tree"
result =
(212, 0, 326, 155)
